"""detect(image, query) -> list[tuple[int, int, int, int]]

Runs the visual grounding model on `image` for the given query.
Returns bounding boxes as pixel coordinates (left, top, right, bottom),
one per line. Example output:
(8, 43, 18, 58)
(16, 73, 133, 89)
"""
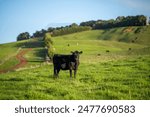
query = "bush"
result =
(17, 32, 30, 41)
(43, 33, 54, 59)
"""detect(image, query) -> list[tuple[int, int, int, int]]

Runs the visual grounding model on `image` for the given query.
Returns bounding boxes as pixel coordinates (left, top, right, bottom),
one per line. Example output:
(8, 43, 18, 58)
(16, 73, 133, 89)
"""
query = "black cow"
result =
(53, 51, 82, 78)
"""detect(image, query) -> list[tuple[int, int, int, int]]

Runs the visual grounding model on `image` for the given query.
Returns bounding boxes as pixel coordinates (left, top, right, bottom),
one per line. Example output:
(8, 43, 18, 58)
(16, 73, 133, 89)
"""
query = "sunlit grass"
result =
(0, 55, 149, 100)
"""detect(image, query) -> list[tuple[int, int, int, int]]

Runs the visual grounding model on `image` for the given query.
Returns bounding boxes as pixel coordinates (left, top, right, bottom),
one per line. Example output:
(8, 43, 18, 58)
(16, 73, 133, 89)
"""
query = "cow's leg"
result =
(57, 69, 60, 78)
(54, 67, 57, 78)
(74, 70, 77, 78)
(70, 69, 72, 79)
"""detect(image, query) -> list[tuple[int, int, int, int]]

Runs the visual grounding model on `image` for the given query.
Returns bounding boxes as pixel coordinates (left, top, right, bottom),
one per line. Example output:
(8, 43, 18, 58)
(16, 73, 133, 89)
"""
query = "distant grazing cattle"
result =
(128, 48, 131, 51)
(106, 50, 110, 52)
(135, 37, 138, 40)
(53, 51, 83, 78)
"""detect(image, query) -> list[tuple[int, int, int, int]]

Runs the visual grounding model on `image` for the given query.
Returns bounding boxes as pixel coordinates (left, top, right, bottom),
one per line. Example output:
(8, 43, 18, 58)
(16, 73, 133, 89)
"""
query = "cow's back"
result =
(53, 54, 71, 70)
(53, 54, 70, 62)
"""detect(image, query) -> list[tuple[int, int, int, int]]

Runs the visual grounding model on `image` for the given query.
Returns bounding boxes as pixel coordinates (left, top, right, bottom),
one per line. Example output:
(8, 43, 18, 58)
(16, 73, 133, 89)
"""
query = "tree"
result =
(52, 25, 91, 36)
(17, 32, 30, 41)
(43, 33, 54, 59)
(70, 23, 78, 27)
(80, 20, 96, 27)
(47, 27, 55, 32)
(32, 29, 47, 38)
(116, 16, 125, 22)
(137, 15, 146, 26)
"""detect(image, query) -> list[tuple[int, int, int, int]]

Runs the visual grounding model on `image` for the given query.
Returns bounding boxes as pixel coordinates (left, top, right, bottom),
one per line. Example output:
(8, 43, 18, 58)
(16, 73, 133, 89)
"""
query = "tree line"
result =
(52, 23, 91, 36)
(80, 15, 147, 29)
(17, 23, 91, 41)
(17, 15, 148, 41)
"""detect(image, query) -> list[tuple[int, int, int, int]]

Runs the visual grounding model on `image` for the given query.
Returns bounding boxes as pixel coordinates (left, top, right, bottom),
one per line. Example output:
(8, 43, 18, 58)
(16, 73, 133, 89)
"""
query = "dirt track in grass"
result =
(0, 48, 32, 74)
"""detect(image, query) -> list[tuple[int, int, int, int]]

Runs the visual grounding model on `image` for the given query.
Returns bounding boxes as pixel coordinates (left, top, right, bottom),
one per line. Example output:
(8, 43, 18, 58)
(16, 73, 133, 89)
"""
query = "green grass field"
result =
(0, 26, 150, 100)
(0, 38, 46, 71)
(0, 42, 19, 65)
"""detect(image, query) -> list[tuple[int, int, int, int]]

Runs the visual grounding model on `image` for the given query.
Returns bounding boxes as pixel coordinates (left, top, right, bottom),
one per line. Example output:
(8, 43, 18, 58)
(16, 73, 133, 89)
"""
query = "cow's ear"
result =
(80, 51, 83, 54)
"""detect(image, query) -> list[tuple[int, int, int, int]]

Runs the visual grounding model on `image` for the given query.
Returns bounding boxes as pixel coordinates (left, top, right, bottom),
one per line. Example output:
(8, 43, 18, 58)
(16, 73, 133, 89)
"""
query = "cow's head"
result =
(71, 51, 82, 61)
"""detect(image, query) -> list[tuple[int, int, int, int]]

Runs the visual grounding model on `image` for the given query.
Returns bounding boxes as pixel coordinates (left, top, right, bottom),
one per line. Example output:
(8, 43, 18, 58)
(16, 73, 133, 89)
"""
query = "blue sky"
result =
(0, 0, 150, 44)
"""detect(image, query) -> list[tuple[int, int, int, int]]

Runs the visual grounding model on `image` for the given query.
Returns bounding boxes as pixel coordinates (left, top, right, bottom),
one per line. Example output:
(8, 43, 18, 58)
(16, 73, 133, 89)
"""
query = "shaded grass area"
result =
(0, 55, 149, 100)
(22, 39, 46, 67)
(15, 38, 45, 48)
(97, 26, 150, 46)
(25, 48, 46, 66)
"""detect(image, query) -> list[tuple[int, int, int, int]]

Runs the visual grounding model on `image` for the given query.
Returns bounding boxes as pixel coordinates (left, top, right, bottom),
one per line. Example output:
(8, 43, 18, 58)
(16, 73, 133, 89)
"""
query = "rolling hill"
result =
(0, 26, 149, 99)
(0, 38, 46, 72)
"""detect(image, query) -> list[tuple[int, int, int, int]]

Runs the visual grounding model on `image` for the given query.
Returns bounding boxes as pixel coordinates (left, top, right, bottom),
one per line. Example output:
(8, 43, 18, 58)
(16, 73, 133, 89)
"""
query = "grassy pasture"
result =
(0, 26, 150, 99)
(0, 41, 23, 71)
(0, 55, 149, 100)
(52, 28, 147, 63)
(0, 42, 19, 64)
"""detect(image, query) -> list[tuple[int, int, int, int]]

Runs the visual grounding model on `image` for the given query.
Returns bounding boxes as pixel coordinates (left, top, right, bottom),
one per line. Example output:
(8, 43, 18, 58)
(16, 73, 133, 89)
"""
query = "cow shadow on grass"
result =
(0, 77, 24, 81)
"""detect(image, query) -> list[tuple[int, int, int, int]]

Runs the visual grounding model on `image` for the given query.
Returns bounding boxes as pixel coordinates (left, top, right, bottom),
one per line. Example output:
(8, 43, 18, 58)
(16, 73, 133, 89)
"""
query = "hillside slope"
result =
(52, 26, 150, 44)
(98, 26, 150, 45)
(0, 38, 46, 72)
(52, 26, 149, 63)
(0, 26, 149, 100)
